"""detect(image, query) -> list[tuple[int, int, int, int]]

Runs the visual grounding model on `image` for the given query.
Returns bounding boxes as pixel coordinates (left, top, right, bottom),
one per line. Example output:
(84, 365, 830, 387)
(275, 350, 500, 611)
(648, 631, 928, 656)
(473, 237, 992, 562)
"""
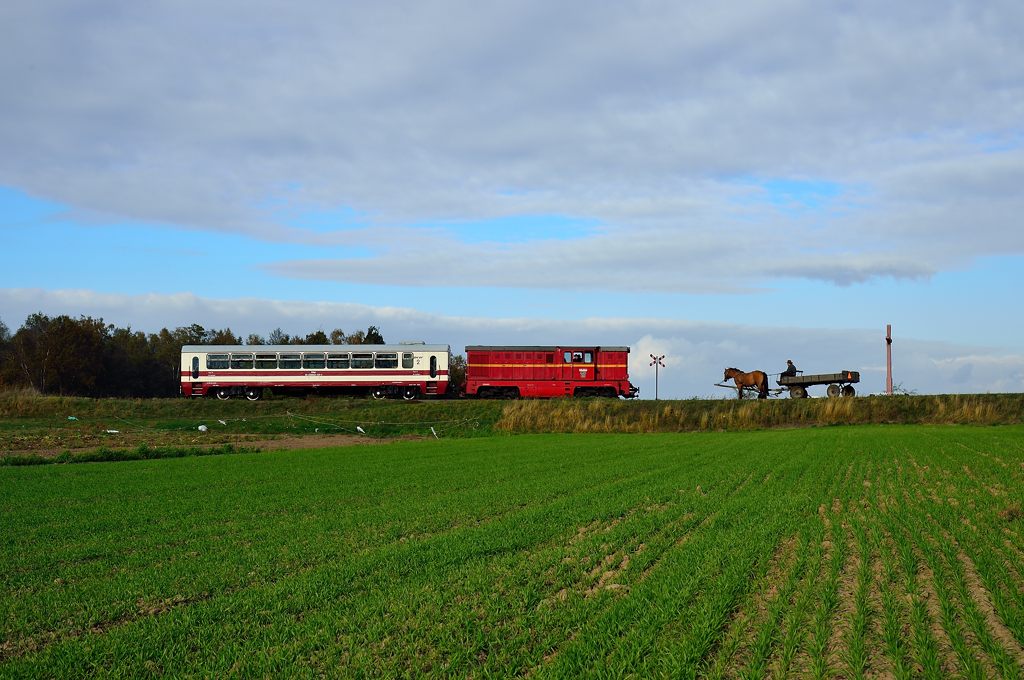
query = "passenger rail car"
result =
(465, 345, 638, 399)
(180, 343, 450, 400)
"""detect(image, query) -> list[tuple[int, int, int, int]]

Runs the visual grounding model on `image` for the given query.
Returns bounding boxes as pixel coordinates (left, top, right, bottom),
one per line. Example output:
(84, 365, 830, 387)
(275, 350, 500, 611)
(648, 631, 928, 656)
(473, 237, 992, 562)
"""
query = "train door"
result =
(181, 352, 203, 396)
(557, 347, 571, 382)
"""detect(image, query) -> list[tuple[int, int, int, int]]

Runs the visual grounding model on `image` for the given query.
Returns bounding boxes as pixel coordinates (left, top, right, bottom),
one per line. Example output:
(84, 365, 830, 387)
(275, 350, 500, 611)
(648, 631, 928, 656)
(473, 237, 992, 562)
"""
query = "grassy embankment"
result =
(1, 389, 1022, 464)
(496, 392, 1024, 433)
(1, 425, 1023, 676)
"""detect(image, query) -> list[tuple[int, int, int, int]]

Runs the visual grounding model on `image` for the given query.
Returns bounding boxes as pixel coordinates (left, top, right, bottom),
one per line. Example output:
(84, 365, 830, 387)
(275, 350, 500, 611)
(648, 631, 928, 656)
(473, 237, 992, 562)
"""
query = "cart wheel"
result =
(842, 385, 856, 397)
(826, 383, 841, 398)
(789, 386, 807, 399)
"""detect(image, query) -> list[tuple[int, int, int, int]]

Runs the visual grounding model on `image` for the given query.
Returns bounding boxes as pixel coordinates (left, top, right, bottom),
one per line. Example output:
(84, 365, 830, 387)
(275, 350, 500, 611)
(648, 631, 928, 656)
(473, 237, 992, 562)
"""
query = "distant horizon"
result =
(1, 288, 1015, 399)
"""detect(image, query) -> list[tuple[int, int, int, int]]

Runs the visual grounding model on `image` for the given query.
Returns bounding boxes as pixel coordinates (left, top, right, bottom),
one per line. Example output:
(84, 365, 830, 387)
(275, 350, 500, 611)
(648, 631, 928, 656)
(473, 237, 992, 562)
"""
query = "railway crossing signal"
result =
(885, 324, 893, 395)
(650, 354, 666, 400)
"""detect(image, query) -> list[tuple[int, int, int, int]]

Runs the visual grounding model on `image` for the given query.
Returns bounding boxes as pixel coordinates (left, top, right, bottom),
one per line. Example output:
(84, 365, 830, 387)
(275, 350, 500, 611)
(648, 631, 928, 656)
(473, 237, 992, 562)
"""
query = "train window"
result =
(402, 353, 414, 369)
(563, 351, 572, 363)
(584, 352, 593, 363)
(351, 353, 373, 369)
(375, 353, 398, 369)
(191, 356, 199, 379)
(430, 355, 437, 378)
(230, 353, 254, 369)
(278, 353, 301, 369)
(302, 353, 326, 369)
(327, 352, 350, 369)
(207, 354, 229, 370)
(255, 354, 277, 369)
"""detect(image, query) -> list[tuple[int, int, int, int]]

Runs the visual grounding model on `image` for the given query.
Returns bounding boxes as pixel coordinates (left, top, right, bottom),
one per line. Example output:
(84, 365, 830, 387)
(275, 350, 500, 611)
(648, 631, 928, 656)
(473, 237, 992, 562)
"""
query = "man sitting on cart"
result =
(781, 359, 798, 379)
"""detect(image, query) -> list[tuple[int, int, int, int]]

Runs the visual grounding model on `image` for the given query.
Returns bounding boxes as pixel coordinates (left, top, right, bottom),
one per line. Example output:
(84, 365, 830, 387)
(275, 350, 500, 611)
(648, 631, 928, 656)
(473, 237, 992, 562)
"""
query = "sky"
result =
(2, 0, 1023, 398)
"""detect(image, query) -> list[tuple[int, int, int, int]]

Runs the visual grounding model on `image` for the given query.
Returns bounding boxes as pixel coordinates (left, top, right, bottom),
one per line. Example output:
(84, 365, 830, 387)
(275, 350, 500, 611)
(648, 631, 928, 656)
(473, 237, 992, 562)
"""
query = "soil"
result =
(6, 433, 419, 459)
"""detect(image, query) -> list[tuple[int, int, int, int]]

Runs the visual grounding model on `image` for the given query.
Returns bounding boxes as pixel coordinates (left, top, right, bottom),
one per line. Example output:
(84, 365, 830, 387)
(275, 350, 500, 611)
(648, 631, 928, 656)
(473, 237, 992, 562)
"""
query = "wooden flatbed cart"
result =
(778, 371, 860, 399)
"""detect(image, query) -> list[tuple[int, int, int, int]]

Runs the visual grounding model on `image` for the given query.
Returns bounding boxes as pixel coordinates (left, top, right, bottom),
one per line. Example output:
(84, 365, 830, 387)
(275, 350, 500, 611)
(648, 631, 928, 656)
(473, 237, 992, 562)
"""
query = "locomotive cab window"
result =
(583, 352, 593, 363)
(207, 354, 229, 370)
(278, 353, 301, 369)
(563, 352, 572, 363)
(327, 353, 350, 369)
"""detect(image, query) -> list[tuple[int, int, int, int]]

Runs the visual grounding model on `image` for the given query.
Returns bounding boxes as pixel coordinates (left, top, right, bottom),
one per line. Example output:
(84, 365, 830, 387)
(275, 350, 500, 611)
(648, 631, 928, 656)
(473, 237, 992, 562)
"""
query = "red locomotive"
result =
(465, 345, 638, 399)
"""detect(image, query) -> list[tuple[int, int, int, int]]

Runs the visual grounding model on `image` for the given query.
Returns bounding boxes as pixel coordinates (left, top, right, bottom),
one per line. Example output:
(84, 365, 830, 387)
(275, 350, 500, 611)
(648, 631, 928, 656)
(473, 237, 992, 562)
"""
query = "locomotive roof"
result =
(181, 343, 451, 353)
(465, 345, 630, 352)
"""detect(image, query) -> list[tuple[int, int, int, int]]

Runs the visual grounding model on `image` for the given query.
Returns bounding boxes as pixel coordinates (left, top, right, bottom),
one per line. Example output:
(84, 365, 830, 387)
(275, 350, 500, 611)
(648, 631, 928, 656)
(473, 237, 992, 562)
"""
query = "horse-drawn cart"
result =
(779, 371, 860, 399)
(716, 367, 861, 399)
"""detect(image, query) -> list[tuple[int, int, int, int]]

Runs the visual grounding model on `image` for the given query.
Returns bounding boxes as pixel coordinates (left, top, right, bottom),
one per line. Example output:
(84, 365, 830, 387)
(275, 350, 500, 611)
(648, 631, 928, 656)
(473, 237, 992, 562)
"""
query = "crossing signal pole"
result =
(650, 354, 666, 400)
(886, 324, 893, 395)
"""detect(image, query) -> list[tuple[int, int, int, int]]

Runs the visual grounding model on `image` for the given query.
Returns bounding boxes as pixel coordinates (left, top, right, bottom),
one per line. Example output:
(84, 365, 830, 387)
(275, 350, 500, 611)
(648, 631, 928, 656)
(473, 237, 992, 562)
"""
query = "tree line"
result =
(0, 313, 387, 398)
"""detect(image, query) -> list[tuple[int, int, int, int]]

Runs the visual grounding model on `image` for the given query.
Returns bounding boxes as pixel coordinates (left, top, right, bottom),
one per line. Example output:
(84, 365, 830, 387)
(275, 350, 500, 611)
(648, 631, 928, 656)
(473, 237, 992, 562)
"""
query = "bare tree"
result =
(267, 328, 290, 345)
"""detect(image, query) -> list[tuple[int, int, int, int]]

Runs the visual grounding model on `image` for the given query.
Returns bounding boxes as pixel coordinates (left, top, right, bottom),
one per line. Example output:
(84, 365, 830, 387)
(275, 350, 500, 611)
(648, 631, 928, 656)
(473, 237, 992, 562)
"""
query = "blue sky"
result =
(4, 184, 1018, 348)
(2, 1, 1023, 397)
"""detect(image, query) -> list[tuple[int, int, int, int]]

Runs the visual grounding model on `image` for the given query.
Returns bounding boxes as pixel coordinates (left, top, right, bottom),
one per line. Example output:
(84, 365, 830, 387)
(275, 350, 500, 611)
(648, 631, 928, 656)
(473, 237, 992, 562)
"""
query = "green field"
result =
(3, 426, 1024, 677)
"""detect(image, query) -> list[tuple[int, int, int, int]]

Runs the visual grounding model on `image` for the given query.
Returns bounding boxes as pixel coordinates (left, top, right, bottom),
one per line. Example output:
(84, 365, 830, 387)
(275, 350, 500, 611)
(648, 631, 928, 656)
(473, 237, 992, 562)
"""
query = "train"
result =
(179, 343, 639, 400)
(465, 345, 637, 399)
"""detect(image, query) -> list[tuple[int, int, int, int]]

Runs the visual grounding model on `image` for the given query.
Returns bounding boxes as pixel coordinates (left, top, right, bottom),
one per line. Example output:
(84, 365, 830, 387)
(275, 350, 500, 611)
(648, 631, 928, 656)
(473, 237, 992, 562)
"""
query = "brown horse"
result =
(723, 367, 769, 399)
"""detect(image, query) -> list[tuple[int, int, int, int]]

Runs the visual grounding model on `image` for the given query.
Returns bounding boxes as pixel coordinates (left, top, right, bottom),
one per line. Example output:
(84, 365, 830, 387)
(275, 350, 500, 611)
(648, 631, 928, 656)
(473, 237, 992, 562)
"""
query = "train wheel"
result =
(245, 387, 262, 401)
(402, 387, 419, 401)
(826, 383, 841, 398)
(789, 386, 807, 399)
(371, 388, 386, 400)
(215, 388, 231, 400)
(842, 385, 856, 397)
